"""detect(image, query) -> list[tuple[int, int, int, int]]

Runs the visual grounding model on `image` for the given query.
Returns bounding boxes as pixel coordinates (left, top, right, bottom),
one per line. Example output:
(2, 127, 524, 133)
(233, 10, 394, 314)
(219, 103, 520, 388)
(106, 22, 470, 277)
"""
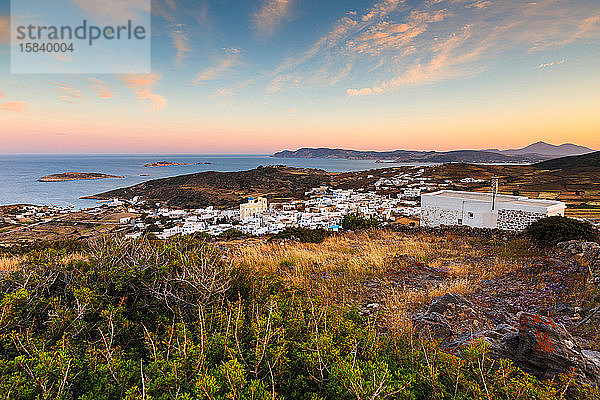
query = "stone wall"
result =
(497, 209, 545, 231)
(421, 206, 462, 227)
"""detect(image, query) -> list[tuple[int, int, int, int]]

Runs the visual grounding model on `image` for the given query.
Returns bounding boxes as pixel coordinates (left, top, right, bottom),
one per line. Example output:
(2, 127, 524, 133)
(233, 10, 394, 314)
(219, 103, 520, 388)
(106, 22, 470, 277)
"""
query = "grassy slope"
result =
(0, 232, 598, 399)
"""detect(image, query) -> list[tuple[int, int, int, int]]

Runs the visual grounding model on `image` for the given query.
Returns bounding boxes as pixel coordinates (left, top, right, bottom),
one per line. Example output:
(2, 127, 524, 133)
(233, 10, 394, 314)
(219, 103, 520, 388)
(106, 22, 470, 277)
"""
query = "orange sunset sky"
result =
(1, 0, 599, 153)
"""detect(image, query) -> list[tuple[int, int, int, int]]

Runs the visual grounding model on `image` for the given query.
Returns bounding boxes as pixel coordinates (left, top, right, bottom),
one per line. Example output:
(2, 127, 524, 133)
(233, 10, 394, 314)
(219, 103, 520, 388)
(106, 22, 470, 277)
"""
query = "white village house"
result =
(421, 190, 566, 231)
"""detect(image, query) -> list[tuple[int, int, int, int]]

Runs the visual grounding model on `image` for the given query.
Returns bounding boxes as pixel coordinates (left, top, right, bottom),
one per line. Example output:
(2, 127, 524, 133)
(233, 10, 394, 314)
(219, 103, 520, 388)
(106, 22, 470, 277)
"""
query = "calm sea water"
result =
(0, 154, 425, 209)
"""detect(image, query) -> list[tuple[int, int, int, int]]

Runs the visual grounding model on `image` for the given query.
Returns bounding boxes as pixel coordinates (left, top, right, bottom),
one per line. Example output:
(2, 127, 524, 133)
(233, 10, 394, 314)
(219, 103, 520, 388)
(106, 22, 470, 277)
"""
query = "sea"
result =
(0, 154, 428, 209)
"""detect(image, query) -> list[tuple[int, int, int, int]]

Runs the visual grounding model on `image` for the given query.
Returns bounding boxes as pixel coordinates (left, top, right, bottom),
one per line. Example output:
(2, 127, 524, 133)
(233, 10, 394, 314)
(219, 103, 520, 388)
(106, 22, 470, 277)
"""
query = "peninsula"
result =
(38, 172, 124, 182)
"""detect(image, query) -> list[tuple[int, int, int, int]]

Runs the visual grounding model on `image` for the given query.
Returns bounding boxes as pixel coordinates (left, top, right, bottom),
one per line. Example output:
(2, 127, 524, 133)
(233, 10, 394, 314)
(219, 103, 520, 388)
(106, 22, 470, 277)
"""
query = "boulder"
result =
(449, 313, 600, 385)
(412, 311, 454, 339)
(512, 312, 599, 383)
(413, 293, 478, 340)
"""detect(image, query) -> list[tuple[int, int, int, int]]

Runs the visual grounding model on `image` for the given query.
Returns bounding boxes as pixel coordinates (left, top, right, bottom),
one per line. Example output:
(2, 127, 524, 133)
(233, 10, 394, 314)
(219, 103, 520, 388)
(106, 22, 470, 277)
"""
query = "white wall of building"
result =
(421, 191, 566, 231)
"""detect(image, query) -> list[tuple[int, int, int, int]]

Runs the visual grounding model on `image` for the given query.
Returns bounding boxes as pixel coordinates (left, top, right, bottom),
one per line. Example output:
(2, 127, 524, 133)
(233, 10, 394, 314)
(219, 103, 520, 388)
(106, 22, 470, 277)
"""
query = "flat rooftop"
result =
(423, 190, 565, 208)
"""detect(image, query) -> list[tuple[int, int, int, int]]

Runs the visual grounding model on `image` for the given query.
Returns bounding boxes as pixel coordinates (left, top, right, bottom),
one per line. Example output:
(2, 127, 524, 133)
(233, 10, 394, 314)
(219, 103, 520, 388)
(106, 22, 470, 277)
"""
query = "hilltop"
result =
(494, 141, 595, 157)
(534, 151, 600, 170)
(86, 165, 333, 208)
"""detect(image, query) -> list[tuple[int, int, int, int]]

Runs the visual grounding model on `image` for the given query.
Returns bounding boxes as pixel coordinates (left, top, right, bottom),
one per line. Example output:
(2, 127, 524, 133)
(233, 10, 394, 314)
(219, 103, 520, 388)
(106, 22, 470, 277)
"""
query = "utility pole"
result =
(491, 177, 499, 210)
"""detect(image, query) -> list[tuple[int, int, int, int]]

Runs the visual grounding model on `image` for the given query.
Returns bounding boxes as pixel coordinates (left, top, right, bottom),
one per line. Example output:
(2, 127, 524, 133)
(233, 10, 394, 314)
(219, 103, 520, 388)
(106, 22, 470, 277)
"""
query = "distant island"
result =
(273, 141, 595, 163)
(144, 161, 192, 167)
(38, 172, 124, 182)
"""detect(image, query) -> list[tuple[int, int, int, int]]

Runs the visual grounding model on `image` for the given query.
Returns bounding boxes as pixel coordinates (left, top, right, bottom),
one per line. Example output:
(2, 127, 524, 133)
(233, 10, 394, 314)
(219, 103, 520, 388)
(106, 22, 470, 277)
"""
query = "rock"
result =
(412, 293, 478, 340)
(463, 313, 600, 384)
(427, 293, 473, 315)
(555, 302, 575, 317)
(412, 311, 454, 339)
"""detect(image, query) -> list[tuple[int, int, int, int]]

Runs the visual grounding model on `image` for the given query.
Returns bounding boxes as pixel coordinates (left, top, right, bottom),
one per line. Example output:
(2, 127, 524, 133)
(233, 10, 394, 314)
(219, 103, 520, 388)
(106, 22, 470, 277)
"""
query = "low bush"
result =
(341, 214, 380, 231)
(525, 216, 599, 246)
(218, 227, 246, 240)
(0, 237, 597, 399)
(270, 227, 329, 243)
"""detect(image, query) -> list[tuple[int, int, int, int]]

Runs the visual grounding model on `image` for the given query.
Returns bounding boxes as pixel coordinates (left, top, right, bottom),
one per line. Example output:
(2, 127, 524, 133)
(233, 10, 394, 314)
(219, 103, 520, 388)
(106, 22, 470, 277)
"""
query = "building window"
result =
(458, 219, 463, 225)
(468, 212, 474, 218)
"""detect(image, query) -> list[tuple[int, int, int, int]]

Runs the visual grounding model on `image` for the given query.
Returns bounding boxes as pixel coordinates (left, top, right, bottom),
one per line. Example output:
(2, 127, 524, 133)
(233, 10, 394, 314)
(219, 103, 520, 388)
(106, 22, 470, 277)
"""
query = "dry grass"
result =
(61, 252, 89, 264)
(387, 279, 472, 333)
(229, 229, 535, 333)
(0, 256, 24, 272)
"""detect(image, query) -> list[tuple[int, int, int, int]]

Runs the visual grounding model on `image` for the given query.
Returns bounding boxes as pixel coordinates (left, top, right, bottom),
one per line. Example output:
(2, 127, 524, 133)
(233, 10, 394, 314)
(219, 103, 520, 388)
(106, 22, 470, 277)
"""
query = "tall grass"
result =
(0, 256, 23, 272)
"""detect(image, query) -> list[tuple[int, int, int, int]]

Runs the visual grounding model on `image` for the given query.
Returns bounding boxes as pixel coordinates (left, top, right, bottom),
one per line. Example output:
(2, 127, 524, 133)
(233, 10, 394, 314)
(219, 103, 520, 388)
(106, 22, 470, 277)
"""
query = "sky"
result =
(0, 0, 599, 154)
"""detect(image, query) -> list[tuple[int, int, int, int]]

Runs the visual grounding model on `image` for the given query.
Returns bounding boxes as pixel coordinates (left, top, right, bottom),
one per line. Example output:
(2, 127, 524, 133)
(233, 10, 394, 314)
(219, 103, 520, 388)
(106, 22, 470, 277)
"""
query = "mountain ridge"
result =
(273, 141, 595, 162)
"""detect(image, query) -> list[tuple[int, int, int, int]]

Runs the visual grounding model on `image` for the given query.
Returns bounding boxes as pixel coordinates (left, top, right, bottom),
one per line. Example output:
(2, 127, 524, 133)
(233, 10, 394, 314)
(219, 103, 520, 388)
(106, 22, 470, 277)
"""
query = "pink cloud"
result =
(89, 78, 115, 99)
(194, 50, 239, 83)
(252, 0, 293, 36)
(171, 30, 192, 65)
(1, 102, 29, 112)
(0, 90, 5, 99)
(346, 88, 373, 97)
(119, 73, 167, 110)
(55, 83, 82, 103)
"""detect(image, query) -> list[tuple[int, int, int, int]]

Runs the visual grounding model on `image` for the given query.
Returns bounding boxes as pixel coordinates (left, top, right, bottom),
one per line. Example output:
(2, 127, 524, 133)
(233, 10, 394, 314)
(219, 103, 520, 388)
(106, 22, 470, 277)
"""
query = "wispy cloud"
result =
(119, 73, 167, 111)
(0, 102, 29, 112)
(55, 83, 83, 103)
(535, 59, 566, 69)
(171, 27, 192, 66)
(252, 0, 293, 36)
(89, 78, 115, 98)
(267, 0, 402, 88)
(0, 90, 5, 99)
(262, 0, 600, 97)
(265, 74, 300, 93)
(194, 49, 240, 83)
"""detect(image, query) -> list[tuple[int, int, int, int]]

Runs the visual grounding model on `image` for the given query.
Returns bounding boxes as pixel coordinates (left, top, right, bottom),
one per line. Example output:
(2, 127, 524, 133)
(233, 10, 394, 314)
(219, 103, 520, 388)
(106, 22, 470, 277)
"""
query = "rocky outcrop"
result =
(507, 312, 599, 383)
(459, 313, 600, 384)
(558, 240, 600, 285)
(412, 293, 489, 340)
(416, 294, 600, 385)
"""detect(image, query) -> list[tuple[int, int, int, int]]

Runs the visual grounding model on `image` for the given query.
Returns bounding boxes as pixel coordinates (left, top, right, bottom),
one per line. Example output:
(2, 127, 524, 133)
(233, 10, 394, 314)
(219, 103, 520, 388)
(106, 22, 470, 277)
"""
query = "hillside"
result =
(0, 230, 599, 398)
(274, 142, 596, 162)
(86, 165, 333, 207)
(273, 147, 548, 163)
(534, 151, 600, 170)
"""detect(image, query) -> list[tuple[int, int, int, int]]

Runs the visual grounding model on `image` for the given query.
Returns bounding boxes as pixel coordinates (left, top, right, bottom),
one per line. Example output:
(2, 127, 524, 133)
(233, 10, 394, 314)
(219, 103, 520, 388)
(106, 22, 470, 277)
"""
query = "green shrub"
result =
(341, 213, 380, 231)
(218, 227, 246, 240)
(524, 216, 599, 246)
(0, 237, 597, 399)
(271, 227, 329, 243)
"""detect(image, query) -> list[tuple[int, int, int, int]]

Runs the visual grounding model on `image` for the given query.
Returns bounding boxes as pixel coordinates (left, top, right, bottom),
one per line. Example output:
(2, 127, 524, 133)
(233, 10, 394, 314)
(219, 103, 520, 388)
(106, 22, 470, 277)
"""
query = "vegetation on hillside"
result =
(0, 234, 597, 399)
(525, 216, 599, 246)
(341, 214, 381, 231)
(270, 227, 329, 243)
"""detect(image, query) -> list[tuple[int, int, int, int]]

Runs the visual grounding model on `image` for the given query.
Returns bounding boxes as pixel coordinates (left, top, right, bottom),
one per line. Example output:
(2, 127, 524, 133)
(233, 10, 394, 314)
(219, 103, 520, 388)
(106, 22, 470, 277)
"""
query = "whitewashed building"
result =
(421, 190, 566, 231)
